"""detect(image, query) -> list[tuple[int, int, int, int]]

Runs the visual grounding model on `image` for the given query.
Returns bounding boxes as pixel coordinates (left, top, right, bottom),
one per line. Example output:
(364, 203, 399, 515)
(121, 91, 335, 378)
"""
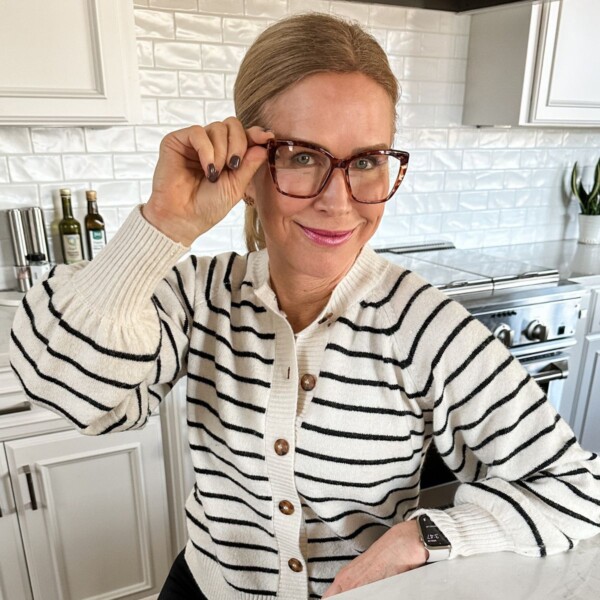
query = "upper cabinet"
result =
(0, 0, 141, 126)
(463, 0, 600, 127)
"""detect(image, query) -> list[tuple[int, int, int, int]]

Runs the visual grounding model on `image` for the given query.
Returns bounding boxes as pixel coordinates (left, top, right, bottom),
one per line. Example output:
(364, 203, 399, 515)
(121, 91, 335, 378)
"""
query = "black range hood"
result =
(347, 0, 533, 13)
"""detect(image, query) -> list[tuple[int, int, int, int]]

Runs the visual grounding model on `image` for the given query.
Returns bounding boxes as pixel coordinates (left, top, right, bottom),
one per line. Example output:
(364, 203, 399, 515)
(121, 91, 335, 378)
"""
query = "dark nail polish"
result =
(229, 155, 241, 170)
(207, 163, 218, 182)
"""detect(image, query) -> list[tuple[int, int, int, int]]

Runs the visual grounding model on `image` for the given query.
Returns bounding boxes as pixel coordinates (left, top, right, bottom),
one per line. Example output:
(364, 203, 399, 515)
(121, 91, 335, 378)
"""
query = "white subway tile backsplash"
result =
(406, 8, 441, 32)
(245, 0, 287, 18)
(205, 100, 236, 123)
(137, 41, 154, 67)
(85, 128, 136, 152)
(158, 99, 205, 124)
(139, 70, 180, 96)
(89, 181, 142, 206)
(202, 44, 246, 71)
(175, 13, 222, 41)
(154, 41, 203, 68)
(150, 0, 197, 10)
(368, 4, 407, 29)
(31, 128, 85, 153)
(0, 0, 597, 281)
(114, 154, 158, 179)
(198, 0, 243, 14)
(63, 155, 113, 180)
(0, 127, 32, 154)
(223, 18, 268, 44)
(9, 155, 63, 182)
(135, 9, 175, 39)
(135, 125, 177, 151)
(179, 71, 225, 99)
(330, 1, 370, 22)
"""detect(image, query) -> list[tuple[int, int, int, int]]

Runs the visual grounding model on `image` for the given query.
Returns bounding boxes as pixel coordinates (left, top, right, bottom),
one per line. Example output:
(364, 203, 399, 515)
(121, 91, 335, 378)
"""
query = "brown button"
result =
(288, 558, 303, 572)
(300, 373, 316, 391)
(279, 500, 294, 515)
(274, 438, 289, 456)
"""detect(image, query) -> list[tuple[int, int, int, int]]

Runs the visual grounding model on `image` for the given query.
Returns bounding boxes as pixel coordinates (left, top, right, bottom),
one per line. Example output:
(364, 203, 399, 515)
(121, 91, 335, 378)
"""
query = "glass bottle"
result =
(58, 188, 84, 264)
(84, 190, 107, 259)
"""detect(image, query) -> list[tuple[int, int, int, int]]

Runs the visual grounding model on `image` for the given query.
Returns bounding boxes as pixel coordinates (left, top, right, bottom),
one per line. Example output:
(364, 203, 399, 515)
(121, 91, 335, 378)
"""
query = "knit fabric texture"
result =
(10, 205, 600, 600)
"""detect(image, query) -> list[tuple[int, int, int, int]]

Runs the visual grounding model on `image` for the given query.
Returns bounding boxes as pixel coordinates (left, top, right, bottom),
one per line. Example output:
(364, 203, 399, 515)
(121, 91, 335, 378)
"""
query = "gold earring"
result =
(243, 195, 255, 207)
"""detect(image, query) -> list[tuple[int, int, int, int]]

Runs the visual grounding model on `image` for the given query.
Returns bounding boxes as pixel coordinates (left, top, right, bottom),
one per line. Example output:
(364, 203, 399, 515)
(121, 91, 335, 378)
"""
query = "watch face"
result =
(419, 515, 451, 547)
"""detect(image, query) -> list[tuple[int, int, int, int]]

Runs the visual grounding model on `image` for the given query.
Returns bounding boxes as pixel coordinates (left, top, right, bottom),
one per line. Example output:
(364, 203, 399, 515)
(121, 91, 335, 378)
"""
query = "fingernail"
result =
(207, 163, 218, 182)
(229, 155, 240, 170)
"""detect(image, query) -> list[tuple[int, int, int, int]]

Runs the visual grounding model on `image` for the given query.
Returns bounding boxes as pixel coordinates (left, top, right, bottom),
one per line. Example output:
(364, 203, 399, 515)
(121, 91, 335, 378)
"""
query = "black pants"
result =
(158, 550, 209, 600)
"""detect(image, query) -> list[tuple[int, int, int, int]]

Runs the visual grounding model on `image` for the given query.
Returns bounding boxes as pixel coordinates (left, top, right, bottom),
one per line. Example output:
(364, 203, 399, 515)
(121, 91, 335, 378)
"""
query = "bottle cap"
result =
(86, 190, 97, 201)
(60, 188, 71, 197)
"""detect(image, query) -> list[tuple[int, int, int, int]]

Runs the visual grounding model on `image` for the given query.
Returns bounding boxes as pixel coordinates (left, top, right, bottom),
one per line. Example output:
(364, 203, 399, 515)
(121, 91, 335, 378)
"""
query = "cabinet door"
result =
(5, 419, 171, 600)
(579, 334, 600, 453)
(526, 0, 600, 125)
(0, 445, 33, 600)
(0, 0, 140, 126)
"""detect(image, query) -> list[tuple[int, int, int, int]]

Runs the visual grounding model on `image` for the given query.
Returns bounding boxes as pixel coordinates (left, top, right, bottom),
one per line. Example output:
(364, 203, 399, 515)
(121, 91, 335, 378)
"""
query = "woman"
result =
(10, 13, 600, 600)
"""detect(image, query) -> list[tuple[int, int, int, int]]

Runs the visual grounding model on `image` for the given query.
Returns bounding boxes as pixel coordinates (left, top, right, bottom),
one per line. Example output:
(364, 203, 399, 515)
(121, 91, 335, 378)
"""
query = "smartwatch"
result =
(417, 514, 452, 562)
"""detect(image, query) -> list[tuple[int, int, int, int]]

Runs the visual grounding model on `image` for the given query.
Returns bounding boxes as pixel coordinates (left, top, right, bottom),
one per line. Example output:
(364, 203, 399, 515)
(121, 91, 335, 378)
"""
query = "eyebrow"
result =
(276, 136, 390, 155)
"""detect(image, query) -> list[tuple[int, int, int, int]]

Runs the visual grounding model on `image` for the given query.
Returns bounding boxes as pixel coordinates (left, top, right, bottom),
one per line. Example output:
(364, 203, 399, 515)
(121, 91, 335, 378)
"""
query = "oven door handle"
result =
(530, 359, 569, 384)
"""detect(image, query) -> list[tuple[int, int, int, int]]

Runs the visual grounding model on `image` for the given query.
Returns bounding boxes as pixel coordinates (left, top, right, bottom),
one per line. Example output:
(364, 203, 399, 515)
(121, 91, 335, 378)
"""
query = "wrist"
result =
(142, 201, 197, 247)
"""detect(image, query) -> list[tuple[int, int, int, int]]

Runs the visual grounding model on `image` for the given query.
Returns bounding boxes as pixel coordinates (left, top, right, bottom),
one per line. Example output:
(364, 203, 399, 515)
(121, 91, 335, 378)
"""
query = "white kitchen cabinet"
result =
(3, 418, 171, 600)
(0, 0, 141, 126)
(463, 0, 600, 127)
(578, 334, 600, 452)
(0, 446, 33, 600)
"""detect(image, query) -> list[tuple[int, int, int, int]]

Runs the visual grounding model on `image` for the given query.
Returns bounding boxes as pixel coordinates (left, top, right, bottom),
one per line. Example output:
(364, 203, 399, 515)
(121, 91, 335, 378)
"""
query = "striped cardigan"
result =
(10, 206, 600, 600)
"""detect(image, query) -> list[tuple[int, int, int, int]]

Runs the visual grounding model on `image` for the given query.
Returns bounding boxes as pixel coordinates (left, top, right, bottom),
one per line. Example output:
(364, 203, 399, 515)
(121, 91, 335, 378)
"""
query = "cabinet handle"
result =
(23, 465, 38, 511)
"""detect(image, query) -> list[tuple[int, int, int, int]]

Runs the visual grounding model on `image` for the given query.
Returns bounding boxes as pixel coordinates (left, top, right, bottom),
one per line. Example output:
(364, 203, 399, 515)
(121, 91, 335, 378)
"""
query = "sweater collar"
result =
(244, 245, 390, 325)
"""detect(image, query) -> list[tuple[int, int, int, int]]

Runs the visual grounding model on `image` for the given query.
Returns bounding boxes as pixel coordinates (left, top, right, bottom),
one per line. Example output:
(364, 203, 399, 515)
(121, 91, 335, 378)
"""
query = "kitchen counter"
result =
(480, 239, 600, 282)
(335, 534, 600, 600)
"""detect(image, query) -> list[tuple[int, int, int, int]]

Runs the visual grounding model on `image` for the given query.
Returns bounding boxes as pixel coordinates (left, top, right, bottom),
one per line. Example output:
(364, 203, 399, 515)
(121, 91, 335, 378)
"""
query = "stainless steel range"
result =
(375, 242, 586, 507)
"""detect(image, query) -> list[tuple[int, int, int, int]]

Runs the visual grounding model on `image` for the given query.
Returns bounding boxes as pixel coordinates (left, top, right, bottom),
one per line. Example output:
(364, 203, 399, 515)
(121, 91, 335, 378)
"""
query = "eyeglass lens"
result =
(273, 144, 404, 203)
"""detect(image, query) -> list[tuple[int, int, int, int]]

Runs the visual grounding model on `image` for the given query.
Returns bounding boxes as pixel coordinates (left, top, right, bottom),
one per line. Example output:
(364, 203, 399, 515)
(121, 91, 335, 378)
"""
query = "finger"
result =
(204, 121, 229, 180)
(223, 117, 248, 171)
(167, 125, 216, 182)
(246, 125, 275, 148)
(227, 143, 269, 198)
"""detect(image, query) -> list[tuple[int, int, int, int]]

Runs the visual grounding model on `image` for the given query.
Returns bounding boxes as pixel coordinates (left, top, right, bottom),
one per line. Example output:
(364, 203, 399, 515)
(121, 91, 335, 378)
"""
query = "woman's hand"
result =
(143, 119, 274, 246)
(321, 520, 428, 598)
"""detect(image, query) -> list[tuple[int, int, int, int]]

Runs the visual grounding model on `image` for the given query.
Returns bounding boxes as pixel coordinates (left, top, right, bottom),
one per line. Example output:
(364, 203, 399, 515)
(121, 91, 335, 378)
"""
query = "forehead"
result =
(264, 72, 395, 150)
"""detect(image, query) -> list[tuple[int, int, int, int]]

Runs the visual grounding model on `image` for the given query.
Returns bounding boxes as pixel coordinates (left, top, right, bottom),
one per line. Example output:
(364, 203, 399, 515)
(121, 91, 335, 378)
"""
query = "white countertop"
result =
(335, 534, 600, 600)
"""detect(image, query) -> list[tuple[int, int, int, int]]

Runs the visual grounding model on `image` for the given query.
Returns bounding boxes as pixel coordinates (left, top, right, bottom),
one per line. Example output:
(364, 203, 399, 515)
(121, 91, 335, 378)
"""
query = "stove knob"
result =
(525, 320, 549, 342)
(493, 323, 514, 347)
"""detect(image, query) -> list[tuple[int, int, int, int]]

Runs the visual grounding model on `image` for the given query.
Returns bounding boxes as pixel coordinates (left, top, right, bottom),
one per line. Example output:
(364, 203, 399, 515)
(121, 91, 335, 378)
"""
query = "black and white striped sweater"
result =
(10, 206, 600, 600)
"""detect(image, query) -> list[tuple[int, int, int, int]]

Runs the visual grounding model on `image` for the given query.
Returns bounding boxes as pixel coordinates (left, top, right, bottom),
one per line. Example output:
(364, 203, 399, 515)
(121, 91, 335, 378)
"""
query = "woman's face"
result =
(247, 71, 395, 283)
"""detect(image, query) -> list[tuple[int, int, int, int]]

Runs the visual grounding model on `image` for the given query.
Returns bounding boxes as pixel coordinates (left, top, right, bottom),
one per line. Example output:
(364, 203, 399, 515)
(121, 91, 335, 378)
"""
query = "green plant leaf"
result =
(571, 162, 580, 200)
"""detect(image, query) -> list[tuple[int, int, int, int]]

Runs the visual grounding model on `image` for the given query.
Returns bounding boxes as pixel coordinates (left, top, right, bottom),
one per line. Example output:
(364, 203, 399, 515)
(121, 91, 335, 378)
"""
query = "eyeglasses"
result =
(262, 139, 410, 204)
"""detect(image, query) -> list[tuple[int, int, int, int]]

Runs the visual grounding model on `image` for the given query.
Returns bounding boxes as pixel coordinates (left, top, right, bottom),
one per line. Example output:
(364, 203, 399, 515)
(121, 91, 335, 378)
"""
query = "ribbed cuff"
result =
(73, 205, 189, 318)
(409, 504, 514, 558)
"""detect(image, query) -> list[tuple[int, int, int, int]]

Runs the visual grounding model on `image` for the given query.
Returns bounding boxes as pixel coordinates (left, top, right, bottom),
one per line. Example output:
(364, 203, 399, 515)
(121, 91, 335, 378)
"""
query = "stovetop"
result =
(376, 242, 560, 297)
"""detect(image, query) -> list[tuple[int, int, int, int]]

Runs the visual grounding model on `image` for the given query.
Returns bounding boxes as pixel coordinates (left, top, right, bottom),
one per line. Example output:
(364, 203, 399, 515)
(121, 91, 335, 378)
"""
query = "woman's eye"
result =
(352, 157, 376, 170)
(292, 153, 314, 166)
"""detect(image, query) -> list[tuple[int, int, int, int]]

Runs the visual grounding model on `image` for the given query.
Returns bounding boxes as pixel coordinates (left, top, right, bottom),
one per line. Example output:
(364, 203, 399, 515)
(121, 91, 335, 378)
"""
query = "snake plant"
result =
(571, 158, 600, 216)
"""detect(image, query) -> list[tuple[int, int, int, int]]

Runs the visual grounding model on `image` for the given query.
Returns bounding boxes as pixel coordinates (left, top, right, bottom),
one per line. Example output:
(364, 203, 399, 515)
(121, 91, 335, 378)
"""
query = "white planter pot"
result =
(578, 214, 600, 245)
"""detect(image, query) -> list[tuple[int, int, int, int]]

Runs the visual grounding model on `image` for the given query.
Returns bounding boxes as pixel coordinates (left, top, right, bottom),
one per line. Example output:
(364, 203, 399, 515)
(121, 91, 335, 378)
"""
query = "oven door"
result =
(418, 350, 571, 509)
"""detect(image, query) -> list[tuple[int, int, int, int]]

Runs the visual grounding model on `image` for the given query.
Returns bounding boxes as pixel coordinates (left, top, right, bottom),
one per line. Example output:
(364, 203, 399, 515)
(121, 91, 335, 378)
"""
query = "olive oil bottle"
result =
(84, 190, 107, 259)
(58, 188, 84, 264)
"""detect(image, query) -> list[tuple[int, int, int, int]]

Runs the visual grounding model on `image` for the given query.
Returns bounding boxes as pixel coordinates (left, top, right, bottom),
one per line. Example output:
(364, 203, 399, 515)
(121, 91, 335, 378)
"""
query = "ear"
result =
(244, 172, 258, 202)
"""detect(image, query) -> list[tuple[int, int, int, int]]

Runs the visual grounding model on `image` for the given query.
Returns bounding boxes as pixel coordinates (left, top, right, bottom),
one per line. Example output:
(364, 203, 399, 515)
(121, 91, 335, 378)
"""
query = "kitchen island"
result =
(335, 534, 600, 600)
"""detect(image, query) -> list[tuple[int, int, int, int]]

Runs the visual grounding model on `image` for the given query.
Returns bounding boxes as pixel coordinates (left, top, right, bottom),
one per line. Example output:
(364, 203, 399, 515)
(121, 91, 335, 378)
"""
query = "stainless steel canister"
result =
(24, 206, 50, 261)
(7, 209, 32, 292)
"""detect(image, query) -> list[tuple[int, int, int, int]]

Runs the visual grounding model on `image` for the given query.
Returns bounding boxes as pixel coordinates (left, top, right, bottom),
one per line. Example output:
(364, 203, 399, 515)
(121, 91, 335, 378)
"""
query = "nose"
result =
(313, 167, 353, 214)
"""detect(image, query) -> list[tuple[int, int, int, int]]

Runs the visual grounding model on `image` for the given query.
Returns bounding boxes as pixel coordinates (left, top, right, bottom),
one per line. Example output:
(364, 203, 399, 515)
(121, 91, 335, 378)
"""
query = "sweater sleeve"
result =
(9, 205, 194, 435)
(403, 296, 600, 558)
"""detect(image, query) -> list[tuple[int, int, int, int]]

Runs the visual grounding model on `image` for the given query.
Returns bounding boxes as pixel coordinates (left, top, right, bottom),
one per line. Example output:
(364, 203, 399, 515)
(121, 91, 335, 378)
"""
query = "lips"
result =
(298, 224, 355, 247)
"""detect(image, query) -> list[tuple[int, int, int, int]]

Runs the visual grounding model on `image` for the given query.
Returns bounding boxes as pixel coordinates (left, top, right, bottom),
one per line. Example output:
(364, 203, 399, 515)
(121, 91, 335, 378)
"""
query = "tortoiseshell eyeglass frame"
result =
(260, 139, 410, 204)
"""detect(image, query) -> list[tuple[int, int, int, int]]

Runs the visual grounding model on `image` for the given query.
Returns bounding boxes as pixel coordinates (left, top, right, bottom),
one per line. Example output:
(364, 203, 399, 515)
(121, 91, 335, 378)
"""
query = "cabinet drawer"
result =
(0, 367, 29, 416)
(589, 288, 600, 334)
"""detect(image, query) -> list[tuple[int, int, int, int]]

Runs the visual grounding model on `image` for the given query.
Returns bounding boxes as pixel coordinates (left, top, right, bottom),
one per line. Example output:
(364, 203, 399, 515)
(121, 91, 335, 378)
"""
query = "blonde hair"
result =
(234, 13, 399, 252)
